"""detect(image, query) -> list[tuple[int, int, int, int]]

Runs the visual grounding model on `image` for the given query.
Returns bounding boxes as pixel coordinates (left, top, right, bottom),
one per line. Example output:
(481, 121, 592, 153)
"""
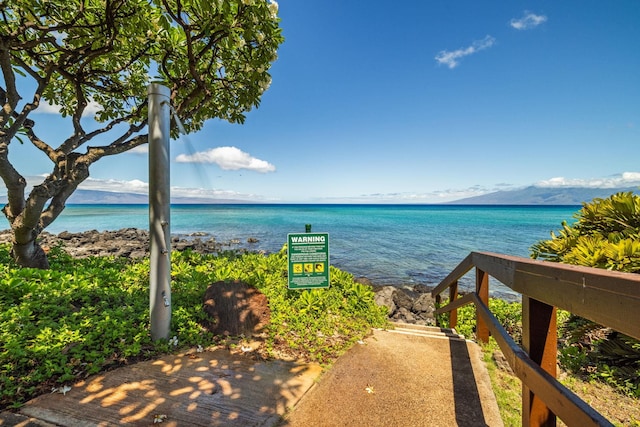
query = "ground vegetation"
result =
(0, 242, 388, 410)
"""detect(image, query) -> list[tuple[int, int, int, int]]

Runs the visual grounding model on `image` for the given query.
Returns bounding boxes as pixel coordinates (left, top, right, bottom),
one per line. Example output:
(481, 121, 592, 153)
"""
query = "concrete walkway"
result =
(280, 325, 502, 427)
(0, 324, 502, 427)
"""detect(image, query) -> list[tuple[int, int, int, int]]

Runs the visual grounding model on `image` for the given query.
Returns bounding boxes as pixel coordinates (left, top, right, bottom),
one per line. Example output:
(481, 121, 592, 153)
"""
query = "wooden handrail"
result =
(431, 251, 640, 427)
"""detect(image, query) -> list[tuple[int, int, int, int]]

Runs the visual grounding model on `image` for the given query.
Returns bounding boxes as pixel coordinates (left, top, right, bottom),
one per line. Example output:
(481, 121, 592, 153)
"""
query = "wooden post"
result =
(522, 296, 557, 427)
(450, 280, 459, 329)
(475, 268, 489, 343)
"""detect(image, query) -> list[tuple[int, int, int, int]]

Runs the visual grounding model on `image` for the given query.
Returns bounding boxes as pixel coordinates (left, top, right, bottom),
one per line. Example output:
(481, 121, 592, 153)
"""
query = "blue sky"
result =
(7, 0, 640, 203)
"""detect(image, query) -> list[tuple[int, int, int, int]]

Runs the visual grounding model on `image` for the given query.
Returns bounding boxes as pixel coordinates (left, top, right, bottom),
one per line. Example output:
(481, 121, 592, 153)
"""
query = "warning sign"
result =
(287, 233, 330, 289)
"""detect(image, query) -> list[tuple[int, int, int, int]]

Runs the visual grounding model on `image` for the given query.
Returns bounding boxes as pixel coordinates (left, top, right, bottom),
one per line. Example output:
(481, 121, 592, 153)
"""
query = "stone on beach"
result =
(0, 228, 236, 259)
(370, 284, 437, 326)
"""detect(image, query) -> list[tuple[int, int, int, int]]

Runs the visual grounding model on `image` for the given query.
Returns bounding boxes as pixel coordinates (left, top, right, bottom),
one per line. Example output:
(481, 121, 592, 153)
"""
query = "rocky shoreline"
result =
(0, 228, 437, 326)
(355, 279, 436, 326)
(0, 228, 258, 259)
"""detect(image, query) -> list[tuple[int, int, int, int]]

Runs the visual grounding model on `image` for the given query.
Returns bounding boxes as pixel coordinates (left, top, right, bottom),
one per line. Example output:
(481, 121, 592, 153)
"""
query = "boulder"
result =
(373, 286, 396, 316)
(203, 281, 271, 337)
(394, 307, 415, 323)
(392, 288, 414, 310)
(373, 285, 437, 327)
(412, 293, 435, 314)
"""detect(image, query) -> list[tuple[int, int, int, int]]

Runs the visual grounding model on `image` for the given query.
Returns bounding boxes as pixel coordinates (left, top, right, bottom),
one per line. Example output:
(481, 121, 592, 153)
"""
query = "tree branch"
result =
(0, 145, 27, 226)
(85, 132, 147, 163)
(0, 44, 21, 125)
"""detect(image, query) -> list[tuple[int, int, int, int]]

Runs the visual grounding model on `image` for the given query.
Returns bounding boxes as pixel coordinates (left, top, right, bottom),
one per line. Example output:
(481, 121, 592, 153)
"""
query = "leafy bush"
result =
(436, 297, 522, 342)
(0, 244, 388, 409)
(531, 191, 640, 271)
(531, 191, 640, 397)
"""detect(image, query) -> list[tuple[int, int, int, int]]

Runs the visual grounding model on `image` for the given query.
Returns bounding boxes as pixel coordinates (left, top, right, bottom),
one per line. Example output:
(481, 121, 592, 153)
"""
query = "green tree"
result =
(0, 0, 283, 268)
(531, 191, 640, 395)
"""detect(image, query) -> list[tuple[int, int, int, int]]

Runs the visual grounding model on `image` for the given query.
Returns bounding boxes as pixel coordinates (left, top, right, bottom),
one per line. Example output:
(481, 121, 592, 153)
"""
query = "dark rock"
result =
(412, 284, 432, 294)
(203, 281, 270, 337)
(412, 293, 435, 314)
(354, 277, 373, 286)
(374, 286, 396, 316)
(0, 228, 245, 260)
(174, 241, 195, 251)
(394, 307, 415, 323)
(493, 350, 514, 375)
(392, 288, 414, 310)
(129, 250, 147, 259)
(58, 231, 73, 240)
(371, 283, 437, 327)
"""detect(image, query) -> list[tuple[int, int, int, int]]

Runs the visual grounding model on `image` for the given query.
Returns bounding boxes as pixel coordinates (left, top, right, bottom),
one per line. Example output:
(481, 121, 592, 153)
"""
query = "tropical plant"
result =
(531, 191, 640, 396)
(531, 191, 640, 270)
(0, 0, 283, 268)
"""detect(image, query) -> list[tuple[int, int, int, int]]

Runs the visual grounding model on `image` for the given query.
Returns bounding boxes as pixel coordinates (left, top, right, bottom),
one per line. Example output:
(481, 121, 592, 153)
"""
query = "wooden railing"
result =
(431, 252, 640, 427)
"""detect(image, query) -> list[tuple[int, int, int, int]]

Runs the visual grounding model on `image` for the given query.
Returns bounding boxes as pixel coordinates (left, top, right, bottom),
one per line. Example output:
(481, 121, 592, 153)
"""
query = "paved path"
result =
(1, 324, 502, 426)
(279, 325, 502, 427)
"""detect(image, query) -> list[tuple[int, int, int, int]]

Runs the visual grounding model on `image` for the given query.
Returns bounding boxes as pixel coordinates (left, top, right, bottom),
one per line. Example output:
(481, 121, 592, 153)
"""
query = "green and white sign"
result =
(287, 233, 330, 289)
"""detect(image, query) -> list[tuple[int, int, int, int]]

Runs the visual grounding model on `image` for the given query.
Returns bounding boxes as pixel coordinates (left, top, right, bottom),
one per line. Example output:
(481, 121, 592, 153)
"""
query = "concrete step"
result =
(384, 322, 467, 341)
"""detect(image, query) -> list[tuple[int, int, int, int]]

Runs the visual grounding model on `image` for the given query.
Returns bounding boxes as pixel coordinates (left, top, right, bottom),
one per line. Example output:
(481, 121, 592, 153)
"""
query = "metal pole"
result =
(148, 83, 171, 341)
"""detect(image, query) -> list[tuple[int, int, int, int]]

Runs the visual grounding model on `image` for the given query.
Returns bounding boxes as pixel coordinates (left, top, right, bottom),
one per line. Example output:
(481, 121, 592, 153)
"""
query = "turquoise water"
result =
(28, 204, 580, 298)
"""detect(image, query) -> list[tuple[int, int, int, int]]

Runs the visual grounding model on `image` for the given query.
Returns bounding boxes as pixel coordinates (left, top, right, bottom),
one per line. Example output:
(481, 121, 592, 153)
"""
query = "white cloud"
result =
(6, 172, 638, 204)
(2, 176, 149, 198)
(167, 186, 261, 201)
(510, 12, 548, 30)
(535, 172, 640, 188)
(435, 35, 496, 69)
(34, 99, 103, 117)
(2, 174, 267, 203)
(128, 144, 149, 154)
(34, 101, 63, 114)
(82, 101, 103, 116)
(320, 185, 506, 204)
(75, 177, 263, 201)
(79, 177, 149, 194)
(175, 146, 276, 173)
(321, 173, 640, 203)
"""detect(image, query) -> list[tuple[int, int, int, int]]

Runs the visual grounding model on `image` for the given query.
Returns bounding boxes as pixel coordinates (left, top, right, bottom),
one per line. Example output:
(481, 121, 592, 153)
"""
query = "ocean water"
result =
(30, 204, 580, 299)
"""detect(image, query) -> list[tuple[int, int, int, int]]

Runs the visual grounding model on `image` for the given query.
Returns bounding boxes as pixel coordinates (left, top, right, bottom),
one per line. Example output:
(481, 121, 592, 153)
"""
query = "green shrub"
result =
(436, 297, 522, 342)
(0, 243, 388, 409)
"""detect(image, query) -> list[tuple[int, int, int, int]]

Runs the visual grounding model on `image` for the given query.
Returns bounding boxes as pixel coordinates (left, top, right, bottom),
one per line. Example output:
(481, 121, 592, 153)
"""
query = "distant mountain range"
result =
(449, 186, 638, 205)
(1, 186, 638, 205)
(0, 189, 248, 204)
